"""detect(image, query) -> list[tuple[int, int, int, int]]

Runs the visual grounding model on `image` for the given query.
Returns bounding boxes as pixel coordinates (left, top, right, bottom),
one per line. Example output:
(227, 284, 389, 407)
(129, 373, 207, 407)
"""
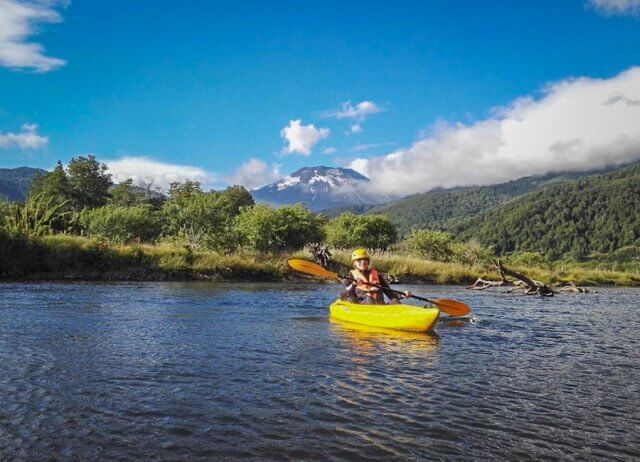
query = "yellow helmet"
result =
(351, 248, 370, 261)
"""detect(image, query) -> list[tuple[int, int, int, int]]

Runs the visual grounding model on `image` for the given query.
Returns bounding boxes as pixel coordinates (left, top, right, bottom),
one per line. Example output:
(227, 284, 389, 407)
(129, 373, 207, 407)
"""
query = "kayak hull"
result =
(329, 300, 440, 332)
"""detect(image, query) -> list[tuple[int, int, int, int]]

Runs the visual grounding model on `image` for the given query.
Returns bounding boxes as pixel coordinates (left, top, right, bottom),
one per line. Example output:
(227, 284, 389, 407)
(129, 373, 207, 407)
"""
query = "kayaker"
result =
(340, 248, 411, 305)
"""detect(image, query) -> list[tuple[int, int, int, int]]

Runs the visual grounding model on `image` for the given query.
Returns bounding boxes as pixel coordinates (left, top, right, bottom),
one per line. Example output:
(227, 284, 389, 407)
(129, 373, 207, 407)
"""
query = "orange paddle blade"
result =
(288, 259, 339, 280)
(432, 298, 470, 317)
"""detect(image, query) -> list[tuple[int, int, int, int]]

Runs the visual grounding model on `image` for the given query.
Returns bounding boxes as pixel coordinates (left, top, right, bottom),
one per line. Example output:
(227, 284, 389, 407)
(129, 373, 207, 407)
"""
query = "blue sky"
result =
(1, 0, 640, 192)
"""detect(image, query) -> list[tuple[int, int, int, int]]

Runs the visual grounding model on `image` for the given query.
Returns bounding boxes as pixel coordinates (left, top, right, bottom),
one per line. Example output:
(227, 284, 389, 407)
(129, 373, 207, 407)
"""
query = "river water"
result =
(0, 282, 638, 461)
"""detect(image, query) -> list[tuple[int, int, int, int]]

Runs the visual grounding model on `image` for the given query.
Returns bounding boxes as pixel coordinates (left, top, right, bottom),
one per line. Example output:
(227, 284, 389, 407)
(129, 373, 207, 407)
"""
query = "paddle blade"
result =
(288, 259, 339, 280)
(432, 298, 470, 317)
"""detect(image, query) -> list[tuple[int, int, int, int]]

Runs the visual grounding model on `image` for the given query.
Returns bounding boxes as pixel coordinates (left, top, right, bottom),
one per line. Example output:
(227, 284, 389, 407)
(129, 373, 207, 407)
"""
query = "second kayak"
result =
(329, 300, 440, 332)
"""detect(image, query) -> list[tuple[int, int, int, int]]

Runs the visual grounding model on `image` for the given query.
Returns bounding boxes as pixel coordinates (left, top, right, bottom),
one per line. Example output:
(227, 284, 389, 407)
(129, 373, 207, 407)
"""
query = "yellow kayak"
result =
(329, 300, 440, 332)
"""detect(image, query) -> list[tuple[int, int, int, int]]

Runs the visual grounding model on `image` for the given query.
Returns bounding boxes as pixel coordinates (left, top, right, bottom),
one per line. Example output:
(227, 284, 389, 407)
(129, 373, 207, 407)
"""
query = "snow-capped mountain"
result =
(251, 166, 387, 211)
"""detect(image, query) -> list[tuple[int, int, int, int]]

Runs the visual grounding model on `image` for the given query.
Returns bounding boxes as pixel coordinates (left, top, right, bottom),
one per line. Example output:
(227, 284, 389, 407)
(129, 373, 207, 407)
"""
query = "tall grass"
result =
(0, 234, 638, 285)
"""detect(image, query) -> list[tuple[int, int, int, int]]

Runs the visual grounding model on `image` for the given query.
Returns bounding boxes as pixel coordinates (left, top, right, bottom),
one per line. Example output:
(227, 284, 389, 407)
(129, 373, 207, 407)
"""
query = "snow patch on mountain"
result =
(252, 166, 391, 211)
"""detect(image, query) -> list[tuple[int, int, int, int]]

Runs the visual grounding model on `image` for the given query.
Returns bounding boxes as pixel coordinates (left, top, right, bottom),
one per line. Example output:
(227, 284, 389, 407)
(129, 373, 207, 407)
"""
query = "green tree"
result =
(30, 162, 72, 205)
(67, 155, 113, 208)
(235, 203, 323, 252)
(162, 181, 243, 250)
(109, 179, 138, 207)
(80, 205, 162, 243)
(401, 229, 456, 261)
(324, 213, 398, 250)
(220, 185, 254, 215)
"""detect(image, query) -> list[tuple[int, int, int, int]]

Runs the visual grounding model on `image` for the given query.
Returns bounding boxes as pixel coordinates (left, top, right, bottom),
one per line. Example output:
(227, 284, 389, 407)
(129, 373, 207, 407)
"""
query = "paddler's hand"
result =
(401, 291, 412, 299)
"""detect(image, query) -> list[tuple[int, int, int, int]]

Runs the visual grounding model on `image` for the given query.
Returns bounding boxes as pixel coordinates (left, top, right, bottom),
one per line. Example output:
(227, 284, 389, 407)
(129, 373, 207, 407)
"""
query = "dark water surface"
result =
(0, 282, 638, 461)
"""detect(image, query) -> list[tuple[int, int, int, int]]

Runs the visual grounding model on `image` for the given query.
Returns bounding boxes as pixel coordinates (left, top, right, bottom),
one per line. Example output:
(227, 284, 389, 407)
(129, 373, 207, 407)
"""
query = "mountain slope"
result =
(0, 167, 46, 202)
(459, 164, 640, 258)
(363, 171, 588, 234)
(252, 166, 387, 211)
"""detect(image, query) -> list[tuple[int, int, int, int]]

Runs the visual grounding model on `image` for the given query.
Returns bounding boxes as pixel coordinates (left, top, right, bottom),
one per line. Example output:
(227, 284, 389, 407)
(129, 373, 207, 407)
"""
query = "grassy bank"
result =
(325, 250, 640, 286)
(0, 235, 638, 286)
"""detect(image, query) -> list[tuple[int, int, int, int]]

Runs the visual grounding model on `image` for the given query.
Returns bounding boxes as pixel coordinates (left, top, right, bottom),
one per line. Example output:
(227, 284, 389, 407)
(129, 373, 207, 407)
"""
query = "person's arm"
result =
(339, 278, 357, 301)
(379, 274, 411, 303)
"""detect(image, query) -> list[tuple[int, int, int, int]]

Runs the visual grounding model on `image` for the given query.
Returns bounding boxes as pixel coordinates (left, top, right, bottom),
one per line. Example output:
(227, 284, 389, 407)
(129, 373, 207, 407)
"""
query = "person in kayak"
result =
(340, 248, 411, 305)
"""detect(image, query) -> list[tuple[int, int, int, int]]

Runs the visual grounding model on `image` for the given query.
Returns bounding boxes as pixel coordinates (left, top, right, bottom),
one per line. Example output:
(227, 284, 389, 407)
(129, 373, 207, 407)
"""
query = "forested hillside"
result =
(364, 172, 587, 234)
(0, 167, 45, 202)
(458, 164, 640, 258)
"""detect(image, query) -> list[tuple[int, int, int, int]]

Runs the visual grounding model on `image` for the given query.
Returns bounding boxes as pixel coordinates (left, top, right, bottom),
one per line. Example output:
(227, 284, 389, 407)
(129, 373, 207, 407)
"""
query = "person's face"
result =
(354, 258, 370, 271)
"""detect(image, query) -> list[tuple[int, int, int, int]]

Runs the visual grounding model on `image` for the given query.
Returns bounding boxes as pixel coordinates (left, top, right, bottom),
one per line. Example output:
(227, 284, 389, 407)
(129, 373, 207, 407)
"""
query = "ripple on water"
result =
(0, 283, 639, 460)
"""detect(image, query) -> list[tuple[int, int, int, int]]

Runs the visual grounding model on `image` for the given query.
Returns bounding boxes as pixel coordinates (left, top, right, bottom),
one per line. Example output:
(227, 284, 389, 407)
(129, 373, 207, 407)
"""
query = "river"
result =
(0, 282, 638, 461)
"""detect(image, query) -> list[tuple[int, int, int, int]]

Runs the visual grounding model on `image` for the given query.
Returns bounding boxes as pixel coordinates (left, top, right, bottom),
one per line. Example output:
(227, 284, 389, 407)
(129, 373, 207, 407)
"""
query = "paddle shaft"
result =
(341, 275, 436, 305)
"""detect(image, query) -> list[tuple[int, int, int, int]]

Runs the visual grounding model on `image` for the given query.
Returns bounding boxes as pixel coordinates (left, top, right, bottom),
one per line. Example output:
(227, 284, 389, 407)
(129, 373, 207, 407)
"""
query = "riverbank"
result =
(1, 234, 638, 286)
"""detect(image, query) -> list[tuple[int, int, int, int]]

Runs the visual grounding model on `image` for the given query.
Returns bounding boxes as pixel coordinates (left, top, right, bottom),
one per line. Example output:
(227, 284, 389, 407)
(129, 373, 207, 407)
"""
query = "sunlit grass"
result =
(1, 235, 638, 285)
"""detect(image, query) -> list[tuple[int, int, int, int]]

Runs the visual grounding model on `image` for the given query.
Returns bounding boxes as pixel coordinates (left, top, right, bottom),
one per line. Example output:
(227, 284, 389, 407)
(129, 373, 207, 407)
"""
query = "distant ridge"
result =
(0, 167, 46, 202)
(336, 164, 631, 234)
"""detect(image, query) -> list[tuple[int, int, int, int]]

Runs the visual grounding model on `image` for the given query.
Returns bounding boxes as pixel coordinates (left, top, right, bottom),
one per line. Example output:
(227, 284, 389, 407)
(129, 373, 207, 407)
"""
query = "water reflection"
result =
(0, 283, 638, 461)
(330, 318, 440, 352)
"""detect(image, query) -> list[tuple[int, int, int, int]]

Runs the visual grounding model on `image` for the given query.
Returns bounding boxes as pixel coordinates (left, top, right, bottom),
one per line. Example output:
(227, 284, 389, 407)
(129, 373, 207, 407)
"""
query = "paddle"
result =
(288, 259, 470, 317)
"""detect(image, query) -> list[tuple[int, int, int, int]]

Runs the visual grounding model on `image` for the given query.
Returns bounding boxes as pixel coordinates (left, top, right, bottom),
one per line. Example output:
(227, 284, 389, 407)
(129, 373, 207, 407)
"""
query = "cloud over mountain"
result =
(353, 66, 640, 196)
(107, 156, 214, 190)
(224, 158, 281, 190)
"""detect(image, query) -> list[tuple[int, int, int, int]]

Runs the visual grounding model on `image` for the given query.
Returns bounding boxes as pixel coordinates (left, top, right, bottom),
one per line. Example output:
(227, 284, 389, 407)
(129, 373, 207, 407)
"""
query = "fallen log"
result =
(496, 260, 555, 296)
(468, 260, 593, 295)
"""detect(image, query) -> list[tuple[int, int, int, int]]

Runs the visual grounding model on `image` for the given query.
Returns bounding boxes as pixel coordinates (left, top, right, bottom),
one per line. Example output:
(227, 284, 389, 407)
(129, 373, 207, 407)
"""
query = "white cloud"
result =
(223, 158, 281, 189)
(0, 0, 67, 72)
(349, 142, 396, 152)
(323, 147, 337, 154)
(280, 119, 329, 156)
(361, 66, 640, 196)
(106, 156, 215, 190)
(588, 0, 640, 15)
(325, 100, 383, 120)
(0, 123, 48, 149)
(323, 100, 383, 134)
(348, 158, 370, 177)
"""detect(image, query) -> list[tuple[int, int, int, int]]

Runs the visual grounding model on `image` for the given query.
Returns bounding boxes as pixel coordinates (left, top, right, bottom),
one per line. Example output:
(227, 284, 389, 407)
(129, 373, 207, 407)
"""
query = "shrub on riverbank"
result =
(79, 205, 162, 243)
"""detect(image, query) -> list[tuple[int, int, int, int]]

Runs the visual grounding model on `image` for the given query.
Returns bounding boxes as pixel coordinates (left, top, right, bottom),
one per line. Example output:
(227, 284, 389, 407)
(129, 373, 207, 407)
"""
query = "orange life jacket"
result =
(350, 269, 381, 295)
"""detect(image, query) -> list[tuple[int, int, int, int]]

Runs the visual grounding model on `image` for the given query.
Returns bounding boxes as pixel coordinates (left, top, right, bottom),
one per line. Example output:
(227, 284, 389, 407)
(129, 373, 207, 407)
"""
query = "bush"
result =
(401, 229, 456, 261)
(80, 205, 162, 243)
(451, 239, 495, 267)
(505, 251, 551, 268)
(324, 213, 398, 250)
(161, 182, 253, 251)
(235, 203, 323, 252)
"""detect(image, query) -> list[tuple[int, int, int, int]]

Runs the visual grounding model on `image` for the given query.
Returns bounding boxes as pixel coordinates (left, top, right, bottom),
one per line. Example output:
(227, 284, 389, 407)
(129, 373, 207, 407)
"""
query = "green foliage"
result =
(235, 203, 324, 253)
(30, 162, 72, 205)
(365, 172, 586, 234)
(504, 251, 551, 268)
(401, 229, 456, 261)
(109, 179, 141, 207)
(109, 179, 166, 208)
(399, 230, 494, 266)
(450, 239, 495, 267)
(161, 181, 252, 250)
(324, 213, 398, 250)
(0, 200, 16, 226)
(79, 205, 162, 243)
(4, 192, 71, 237)
(459, 164, 640, 258)
(66, 155, 113, 208)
